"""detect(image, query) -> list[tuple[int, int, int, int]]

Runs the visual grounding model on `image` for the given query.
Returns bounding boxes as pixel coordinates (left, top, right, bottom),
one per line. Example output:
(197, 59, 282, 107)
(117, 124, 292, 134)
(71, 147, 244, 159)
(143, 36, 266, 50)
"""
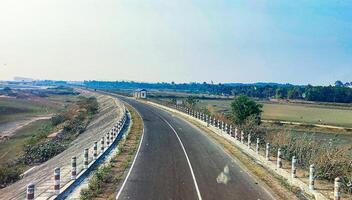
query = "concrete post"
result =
(225, 124, 228, 134)
(26, 183, 35, 200)
(54, 167, 60, 195)
(113, 128, 117, 137)
(221, 121, 224, 132)
(217, 120, 220, 128)
(309, 164, 315, 190)
(110, 131, 114, 142)
(334, 177, 341, 200)
(241, 131, 244, 143)
(256, 138, 260, 154)
(265, 143, 270, 161)
(100, 137, 104, 153)
(230, 125, 233, 136)
(106, 133, 110, 146)
(291, 156, 297, 178)
(93, 142, 98, 160)
(277, 148, 282, 168)
(234, 128, 238, 140)
(71, 156, 77, 180)
(247, 133, 251, 148)
(84, 148, 89, 169)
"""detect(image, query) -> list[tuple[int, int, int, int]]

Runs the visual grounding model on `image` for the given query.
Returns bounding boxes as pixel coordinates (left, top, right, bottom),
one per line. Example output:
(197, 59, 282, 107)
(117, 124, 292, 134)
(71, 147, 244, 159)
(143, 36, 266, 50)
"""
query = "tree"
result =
(185, 96, 199, 109)
(275, 88, 287, 99)
(287, 87, 301, 99)
(230, 95, 263, 125)
(335, 80, 344, 87)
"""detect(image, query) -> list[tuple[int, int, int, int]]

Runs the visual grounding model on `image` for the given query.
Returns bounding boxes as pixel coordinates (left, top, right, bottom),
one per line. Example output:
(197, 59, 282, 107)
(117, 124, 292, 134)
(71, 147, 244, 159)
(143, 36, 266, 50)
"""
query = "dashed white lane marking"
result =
(159, 115, 203, 200)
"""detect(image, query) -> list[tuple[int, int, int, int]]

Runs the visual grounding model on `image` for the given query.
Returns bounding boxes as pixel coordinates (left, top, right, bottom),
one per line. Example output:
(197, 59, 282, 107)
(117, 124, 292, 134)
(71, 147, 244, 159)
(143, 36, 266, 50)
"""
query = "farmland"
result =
(198, 99, 352, 128)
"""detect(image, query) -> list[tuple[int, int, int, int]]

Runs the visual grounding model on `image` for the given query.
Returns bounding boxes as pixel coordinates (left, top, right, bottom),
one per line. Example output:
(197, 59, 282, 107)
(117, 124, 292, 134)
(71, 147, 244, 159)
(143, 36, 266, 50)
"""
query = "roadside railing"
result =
(25, 106, 127, 200)
(153, 102, 348, 200)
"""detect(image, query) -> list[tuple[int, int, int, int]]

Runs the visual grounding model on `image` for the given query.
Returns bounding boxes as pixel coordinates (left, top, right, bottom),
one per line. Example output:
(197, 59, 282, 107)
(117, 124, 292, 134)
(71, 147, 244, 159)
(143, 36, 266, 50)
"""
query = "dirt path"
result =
(0, 90, 125, 200)
(0, 115, 52, 139)
(262, 119, 352, 131)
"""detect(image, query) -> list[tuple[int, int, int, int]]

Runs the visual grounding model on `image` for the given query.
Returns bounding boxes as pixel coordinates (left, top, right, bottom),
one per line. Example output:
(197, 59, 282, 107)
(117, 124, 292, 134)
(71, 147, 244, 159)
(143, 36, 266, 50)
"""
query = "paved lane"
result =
(117, 96, 275, 200)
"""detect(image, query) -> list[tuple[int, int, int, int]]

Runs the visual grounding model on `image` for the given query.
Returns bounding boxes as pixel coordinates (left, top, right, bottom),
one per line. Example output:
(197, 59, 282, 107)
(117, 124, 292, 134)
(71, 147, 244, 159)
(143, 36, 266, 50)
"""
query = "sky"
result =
(0, 0, 351, 85)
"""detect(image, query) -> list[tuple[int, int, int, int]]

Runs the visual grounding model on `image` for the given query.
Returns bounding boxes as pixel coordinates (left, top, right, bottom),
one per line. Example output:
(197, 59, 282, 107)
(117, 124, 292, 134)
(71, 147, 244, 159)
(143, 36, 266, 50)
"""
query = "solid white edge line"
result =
(116, 108, 145, 200)
(160, 116, 203, 200)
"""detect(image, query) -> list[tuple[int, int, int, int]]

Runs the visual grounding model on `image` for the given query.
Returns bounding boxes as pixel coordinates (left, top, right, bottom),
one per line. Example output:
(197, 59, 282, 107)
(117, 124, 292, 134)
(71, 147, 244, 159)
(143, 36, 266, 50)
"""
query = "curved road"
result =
(115, 96, 275, 200)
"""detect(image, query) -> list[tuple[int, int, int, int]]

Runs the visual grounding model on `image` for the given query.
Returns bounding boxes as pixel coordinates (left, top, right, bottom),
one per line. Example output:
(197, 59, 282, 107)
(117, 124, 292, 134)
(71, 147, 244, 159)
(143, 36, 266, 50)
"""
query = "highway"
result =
(116, 96, 275, 200)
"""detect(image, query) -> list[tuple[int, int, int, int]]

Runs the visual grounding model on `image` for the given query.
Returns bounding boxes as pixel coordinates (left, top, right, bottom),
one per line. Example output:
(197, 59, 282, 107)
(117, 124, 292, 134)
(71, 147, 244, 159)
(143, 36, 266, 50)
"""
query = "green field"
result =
(199, 100, 352, 128)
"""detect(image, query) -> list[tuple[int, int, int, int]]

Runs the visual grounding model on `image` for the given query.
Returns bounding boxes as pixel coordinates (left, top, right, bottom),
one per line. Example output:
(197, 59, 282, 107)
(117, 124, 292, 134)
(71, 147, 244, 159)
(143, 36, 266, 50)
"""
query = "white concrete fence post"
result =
(54, 167, 60, 195)
(291, 156, 297, 178)
(309, 164, 315, 190)
(247, 133, 251, 148)
(234, 128, 238, 140)
(230, 125, 233, 136)
(84, 148, 89, 169)
(241, 131, 244, 144)
(334, 177, 342, 200)
(256, 138, 260, 154)
(93, 141, 98, 160)
(265, 143, 270, 161)
(277, 148, 283, 168)
(110, 131, 114, 142)
(100, 137, 104, 153)
(106, 133, 110, 146)
(26, 183, 35, 200)
(71, 156, 77, 180)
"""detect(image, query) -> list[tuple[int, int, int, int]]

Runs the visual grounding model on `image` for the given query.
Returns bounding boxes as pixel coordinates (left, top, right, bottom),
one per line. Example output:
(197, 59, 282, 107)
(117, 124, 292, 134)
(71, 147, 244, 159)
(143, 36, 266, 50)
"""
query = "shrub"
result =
(0, 166, 21, 188)
(22, 141, 66, 164)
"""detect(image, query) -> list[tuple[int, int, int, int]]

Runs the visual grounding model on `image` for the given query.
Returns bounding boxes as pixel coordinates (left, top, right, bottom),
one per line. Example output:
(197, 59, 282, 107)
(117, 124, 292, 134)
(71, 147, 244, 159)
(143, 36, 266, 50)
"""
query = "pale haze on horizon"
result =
(0, 0, 351, 85)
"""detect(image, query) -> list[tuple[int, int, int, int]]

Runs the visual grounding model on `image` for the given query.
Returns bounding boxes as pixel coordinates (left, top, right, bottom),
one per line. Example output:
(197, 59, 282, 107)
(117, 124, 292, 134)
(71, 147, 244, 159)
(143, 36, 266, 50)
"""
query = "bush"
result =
(22, 141, 66, 164)
(0, 166, 21, 188)
(79, 165, 112, 199)
(267, 132, 352, 184)
(51, 114, 66, 126)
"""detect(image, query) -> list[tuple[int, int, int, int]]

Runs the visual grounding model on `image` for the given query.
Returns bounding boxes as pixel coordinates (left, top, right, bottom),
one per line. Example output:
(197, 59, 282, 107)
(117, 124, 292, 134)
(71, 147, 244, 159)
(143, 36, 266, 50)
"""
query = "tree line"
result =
(83, 81, 352, 103)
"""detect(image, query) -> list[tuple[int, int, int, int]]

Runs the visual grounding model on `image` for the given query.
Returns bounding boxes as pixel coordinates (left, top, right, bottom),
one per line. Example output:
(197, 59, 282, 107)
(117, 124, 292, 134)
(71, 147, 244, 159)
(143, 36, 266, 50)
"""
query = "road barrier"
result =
(54, 168, 60, 195)
(25, 105, 128, 200)
(26, 183, 35, 200)
(152, 102, 343, 200)
(71, 157, 77, 180)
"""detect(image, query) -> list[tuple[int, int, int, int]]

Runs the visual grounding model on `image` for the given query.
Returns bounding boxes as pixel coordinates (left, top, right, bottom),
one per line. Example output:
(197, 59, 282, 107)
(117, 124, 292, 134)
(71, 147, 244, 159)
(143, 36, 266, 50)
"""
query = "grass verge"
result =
(80, 103, 143, 200)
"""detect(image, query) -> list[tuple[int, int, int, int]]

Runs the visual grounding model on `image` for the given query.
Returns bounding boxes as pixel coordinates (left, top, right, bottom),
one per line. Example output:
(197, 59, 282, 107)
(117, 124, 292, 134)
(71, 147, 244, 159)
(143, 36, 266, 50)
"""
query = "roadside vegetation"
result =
(84, 80, 352, 103)
(161, 94, 352, 195)
(80, 104, 143, 200)
(0, 87, 99, 188)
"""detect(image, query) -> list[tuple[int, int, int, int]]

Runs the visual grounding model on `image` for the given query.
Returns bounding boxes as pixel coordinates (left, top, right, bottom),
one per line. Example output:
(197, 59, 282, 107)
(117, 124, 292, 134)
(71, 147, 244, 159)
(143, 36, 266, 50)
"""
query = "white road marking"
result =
(159, 116, 203, 200)
(116, 110, 145, 200)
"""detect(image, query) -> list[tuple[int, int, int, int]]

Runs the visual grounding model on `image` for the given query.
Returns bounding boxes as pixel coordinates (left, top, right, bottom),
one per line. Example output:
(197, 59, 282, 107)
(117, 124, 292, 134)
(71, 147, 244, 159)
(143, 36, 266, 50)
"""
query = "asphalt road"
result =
(116, 96, 275, 200)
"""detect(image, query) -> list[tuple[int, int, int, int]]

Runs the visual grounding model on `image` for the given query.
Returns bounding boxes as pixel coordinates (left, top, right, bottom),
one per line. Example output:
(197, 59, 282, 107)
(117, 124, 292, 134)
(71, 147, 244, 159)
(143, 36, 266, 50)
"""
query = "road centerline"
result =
(158, 114, 203, 200)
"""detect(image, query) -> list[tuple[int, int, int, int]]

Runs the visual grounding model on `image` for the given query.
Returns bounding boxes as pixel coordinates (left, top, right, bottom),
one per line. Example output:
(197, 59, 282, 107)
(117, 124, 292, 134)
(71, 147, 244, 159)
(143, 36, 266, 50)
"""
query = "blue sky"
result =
(0, 0, 351, 85)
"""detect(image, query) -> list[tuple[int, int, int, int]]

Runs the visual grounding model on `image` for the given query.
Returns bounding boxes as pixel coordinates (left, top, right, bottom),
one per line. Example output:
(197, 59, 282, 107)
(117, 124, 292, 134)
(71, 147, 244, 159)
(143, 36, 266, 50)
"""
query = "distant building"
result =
(176, 99, 183, 105)
(134, 89, 147, 99)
